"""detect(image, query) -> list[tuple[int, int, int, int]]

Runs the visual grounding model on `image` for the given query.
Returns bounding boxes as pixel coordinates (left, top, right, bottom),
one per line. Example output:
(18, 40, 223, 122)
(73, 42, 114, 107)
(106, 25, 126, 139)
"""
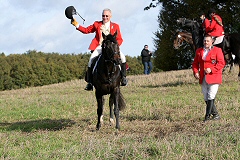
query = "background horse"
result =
(173, 30, 234, 72)
(92, 31, 126, 131)
(177, 18, 240, 77)
(173, 30, 194, 51)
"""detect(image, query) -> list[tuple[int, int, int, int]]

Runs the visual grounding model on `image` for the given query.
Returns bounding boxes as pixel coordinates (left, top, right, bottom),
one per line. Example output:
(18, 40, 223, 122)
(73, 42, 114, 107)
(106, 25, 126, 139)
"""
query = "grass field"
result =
(0, 67, 239, 159)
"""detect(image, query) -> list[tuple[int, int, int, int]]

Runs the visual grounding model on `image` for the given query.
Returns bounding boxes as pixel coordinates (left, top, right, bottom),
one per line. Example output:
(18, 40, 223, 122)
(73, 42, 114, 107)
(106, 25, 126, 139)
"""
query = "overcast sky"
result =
(0, 0, 160, 57)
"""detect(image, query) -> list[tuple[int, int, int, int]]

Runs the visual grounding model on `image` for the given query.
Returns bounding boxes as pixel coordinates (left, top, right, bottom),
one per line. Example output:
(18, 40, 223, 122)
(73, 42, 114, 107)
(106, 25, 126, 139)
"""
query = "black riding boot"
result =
(121, 63, 128, 86)
(84, 67, 93, 91)
(205, 100, 221, 120)
(204, 99, 214, 122)
(211, 99, 220, 120)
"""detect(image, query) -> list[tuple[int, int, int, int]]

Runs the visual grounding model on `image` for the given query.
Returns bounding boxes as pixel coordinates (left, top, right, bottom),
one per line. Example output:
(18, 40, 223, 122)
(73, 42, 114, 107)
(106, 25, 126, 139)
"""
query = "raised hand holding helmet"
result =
(71, 18, 79, 28)
(65, 6, 85, 25)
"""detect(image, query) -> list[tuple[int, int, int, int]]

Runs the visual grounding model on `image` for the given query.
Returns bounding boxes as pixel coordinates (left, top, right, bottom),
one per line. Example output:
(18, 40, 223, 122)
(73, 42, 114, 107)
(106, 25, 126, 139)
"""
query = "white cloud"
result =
(0, 0, 160, 57)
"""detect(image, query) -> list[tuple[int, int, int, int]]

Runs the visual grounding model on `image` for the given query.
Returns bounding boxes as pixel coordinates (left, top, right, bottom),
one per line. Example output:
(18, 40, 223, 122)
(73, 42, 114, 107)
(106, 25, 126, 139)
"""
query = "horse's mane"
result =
(175, 30, 192, 37)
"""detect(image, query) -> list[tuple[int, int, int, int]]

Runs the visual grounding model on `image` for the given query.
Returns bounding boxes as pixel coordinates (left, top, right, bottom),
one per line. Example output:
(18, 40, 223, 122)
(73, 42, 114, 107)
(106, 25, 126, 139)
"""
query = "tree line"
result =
(0, 50, 150, 91)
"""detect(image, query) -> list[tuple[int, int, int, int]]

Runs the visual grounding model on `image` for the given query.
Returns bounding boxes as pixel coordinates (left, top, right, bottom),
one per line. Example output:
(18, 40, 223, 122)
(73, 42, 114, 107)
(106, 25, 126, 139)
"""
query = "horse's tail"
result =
(109, 92, 126, 111)
(118, 92, 126, 111)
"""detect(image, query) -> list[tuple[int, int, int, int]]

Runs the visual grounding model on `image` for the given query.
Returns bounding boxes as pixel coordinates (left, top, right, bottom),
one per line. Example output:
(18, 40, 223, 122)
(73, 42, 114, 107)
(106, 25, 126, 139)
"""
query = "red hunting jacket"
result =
(77, 21, 123, 51)
(192, 47, 225, 84)
(202, 14, 224, 37)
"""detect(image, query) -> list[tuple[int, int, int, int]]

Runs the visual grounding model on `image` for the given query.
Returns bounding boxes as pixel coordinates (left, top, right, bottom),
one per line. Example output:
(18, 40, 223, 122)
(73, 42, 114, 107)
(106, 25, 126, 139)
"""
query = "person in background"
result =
(192, 34, 225, 122)
(71, 8, 128, 91)
(141, 45, 153, 75)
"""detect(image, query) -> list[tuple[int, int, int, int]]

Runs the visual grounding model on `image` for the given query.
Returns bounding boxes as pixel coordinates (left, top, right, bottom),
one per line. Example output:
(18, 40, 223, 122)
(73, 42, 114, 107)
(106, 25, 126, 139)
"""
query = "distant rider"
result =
(200, 8, 224, 44)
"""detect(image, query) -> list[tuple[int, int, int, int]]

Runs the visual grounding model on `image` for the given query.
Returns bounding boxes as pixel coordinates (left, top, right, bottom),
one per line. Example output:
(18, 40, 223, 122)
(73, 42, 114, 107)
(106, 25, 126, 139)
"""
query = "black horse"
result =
(177, 18, 240, 78)
(92, 31, 126, 131)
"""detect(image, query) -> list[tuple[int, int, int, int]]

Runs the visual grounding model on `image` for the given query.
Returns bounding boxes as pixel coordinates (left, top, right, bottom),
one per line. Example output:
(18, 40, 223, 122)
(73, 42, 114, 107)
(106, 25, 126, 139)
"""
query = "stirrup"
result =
(85, 83, 93, 91)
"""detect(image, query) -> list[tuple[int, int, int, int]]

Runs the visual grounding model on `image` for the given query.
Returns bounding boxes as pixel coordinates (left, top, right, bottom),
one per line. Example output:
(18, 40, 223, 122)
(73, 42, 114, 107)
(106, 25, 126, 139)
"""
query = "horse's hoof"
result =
(115, 130, 119, 135)
(96, 124, 101, 130)
(115, 125, 120, 130)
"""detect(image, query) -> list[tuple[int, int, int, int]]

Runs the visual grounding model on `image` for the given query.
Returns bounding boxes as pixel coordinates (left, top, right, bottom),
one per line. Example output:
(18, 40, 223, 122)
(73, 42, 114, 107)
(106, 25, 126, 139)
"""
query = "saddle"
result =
(92, 55, 102, 74)
(92, 54, 121, 73)
(84, 56, 100, 83)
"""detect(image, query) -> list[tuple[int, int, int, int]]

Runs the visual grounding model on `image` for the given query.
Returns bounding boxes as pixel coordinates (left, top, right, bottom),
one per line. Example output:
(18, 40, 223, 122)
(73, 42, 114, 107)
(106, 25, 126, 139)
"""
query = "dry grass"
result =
(0, 67, 239, 159)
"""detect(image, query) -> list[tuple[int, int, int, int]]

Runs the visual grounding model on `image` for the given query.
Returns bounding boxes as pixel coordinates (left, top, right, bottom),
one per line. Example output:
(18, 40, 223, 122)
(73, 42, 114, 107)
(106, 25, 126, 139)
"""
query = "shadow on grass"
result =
(141, 81, 197, 88)
(0, 118, 76, 132)
(122, 112, 173, 122)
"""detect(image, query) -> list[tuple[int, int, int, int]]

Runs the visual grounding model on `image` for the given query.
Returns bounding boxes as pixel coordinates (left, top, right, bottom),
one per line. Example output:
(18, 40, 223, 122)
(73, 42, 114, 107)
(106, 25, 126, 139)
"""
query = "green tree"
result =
(0, 55, 12, 90)
(125, 56, 143, 75)
(0, 50, 146, 91)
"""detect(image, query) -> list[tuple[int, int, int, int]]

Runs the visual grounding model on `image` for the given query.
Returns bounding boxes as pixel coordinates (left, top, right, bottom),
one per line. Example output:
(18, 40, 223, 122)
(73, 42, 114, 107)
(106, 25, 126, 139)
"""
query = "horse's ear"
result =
(102, 32, 107, 40)
(113, 31, 118, 38)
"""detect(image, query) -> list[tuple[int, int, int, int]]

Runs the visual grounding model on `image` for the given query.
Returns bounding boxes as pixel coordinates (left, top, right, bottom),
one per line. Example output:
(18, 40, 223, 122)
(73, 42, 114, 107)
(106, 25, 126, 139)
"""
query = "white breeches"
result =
(88, 45, 126, 67)
(201, 77, 219, 101)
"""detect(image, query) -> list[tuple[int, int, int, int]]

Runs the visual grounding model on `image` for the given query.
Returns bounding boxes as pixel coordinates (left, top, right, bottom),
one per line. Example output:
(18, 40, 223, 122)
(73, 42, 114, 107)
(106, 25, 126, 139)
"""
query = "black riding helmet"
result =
(65, 6, 76, 19)
(208, 8, 216, 15)
(199, 11, 205, 17)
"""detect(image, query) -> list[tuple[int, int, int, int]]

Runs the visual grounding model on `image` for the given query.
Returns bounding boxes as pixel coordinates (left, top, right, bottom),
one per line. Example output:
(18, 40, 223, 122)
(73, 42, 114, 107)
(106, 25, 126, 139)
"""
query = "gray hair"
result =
(102, 8, 112, 15)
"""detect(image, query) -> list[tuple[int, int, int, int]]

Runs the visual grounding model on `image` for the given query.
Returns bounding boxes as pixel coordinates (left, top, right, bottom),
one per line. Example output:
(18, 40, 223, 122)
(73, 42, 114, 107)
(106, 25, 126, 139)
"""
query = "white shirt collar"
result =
(104, 21, 110, 29)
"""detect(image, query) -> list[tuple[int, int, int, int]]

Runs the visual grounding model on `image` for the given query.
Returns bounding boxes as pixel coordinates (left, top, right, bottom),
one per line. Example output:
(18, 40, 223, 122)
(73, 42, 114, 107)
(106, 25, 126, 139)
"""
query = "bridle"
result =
(174, 32, 193, 49)
(102, 39, 121, 65)
(98, 38, 121, 84)
(174, 34, 185, 48)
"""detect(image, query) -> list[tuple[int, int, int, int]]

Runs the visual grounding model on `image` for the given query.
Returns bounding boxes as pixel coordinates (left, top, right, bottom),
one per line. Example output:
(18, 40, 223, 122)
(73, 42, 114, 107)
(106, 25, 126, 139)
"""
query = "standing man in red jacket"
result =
(192, 34, 225, 122)
(71, 8, 128, 91)
(200, 8, 224, 45)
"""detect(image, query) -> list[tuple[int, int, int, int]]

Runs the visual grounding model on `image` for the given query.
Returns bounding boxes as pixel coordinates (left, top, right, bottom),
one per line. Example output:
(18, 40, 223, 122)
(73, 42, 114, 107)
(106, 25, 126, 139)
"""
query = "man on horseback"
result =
(71, 8, 128, 91)
(200, 8, 224, 45)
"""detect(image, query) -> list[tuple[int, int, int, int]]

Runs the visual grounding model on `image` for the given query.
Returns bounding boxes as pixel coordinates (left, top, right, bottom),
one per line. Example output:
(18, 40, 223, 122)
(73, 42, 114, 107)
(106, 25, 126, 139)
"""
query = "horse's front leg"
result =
(228, 55, 234, 73)
(238, 65, 240, 80)
(114, 89, 120, 130)
(96, 94, 104, 130)
(109, 94, 114, 126)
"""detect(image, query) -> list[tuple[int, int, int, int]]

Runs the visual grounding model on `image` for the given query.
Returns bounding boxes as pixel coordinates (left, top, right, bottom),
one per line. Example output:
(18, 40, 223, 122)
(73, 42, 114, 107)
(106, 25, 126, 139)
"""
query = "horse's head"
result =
(173, 31, 193, 49)
(177, 18, 203, 49)
(173, 32, 184, 49)
(102, 31, 121, 65)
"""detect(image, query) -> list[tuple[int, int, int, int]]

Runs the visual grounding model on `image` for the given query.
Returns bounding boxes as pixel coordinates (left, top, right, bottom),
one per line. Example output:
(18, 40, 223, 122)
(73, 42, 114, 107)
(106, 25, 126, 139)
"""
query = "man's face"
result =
(102, 10, 111, 24)
(204, 36, 213, 48)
